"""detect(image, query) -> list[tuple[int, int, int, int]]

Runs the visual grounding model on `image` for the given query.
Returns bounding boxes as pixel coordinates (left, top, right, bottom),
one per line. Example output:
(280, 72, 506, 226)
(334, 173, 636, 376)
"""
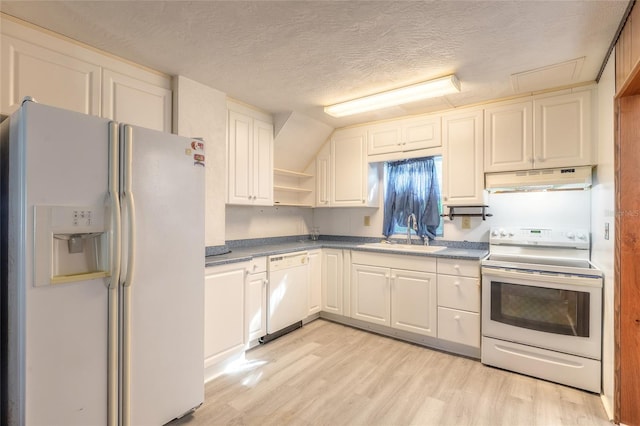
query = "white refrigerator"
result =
(1, 100, 205, 425)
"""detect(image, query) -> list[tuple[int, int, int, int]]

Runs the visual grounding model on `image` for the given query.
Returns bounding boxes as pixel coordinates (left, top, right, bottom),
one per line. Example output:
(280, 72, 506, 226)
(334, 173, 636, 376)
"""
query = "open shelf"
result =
(274, 168, 313, 179)
(274, 185, 313, 193)
(273, 168, 314, 207)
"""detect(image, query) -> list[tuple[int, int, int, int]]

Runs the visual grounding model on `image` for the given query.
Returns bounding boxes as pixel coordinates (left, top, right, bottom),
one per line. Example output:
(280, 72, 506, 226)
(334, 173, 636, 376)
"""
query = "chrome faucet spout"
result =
(406, 214, 417, 245)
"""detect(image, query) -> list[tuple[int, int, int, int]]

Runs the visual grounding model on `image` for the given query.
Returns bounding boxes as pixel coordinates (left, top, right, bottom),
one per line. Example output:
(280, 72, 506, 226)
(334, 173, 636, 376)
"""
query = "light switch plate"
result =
(461, 216, 471, 229)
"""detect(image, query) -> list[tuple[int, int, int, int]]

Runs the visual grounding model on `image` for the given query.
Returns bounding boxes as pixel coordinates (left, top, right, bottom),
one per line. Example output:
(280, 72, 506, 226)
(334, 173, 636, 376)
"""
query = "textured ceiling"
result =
(0, 1, 629, 130)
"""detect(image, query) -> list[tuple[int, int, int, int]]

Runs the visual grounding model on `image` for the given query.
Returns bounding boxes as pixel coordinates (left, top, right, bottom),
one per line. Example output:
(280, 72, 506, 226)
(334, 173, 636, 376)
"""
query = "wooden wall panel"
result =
(616, 95, 640, 426)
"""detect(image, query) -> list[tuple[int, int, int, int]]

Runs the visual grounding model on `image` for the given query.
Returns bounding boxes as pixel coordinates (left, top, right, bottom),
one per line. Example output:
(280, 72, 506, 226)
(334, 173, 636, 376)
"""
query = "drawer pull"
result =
(454, 315, 461, 320)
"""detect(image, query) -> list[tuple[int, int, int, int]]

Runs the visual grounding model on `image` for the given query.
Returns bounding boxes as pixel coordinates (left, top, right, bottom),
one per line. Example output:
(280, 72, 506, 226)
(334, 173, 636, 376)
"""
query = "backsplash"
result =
(223, 188, 591, 245)
(225, 205, 314, 240)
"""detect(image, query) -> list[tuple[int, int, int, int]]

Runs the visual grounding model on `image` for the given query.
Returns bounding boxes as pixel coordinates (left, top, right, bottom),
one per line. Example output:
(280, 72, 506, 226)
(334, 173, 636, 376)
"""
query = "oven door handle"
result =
(482, 267, 602, 288)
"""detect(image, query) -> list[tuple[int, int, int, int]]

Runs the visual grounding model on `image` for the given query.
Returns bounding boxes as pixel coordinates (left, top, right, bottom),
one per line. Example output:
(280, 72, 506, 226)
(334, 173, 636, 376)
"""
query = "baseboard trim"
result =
(319, 312, 480, 359)
(600, 393, 614, 422)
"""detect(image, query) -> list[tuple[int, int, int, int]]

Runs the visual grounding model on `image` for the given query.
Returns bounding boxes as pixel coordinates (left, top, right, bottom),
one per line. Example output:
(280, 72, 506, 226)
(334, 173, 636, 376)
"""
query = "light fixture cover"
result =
(324, 74, 460, 118)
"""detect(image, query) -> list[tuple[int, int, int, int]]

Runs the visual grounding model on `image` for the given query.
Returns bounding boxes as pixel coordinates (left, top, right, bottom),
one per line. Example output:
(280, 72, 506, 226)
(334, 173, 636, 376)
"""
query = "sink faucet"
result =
(407, 214, 417, 245)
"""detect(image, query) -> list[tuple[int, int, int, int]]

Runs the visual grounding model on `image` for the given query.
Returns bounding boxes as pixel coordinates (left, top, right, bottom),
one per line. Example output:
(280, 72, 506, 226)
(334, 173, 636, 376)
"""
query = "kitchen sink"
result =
(358, 242, 446, 253)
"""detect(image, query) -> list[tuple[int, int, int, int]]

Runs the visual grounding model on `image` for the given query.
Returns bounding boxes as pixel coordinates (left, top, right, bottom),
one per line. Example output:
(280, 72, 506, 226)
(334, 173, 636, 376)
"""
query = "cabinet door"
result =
(322, 249, 343, 315)
(403, 115, 441, 151)
(204, 265, 246, 368)
(252, 119, 274, 206)
(368, 122, 402, 155)
(533, 90, 592, 169)
(316, 146, 331, 207)
(391, 269, 437, 337)
(331, 129, 367, 206)
(1, 35, 101, 116)
(245, 271, 267, 343)
(351, 264, 390, 326)
(442, 109, 485, 205)
(484, 100, 533, 172)
(227, 111, 253, 205)
(102, 69, 171, 132)
(308, 250, 322, 315)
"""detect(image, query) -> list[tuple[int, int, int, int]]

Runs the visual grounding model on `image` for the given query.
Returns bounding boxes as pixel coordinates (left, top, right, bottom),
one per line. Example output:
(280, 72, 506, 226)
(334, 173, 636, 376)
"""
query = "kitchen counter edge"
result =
(205, 240, 488, 268)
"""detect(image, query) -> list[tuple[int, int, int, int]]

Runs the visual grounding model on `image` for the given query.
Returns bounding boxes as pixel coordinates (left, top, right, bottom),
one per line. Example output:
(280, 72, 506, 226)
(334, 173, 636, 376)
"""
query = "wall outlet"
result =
(461, 216, 471, 229)
(364, 215, 371, 226)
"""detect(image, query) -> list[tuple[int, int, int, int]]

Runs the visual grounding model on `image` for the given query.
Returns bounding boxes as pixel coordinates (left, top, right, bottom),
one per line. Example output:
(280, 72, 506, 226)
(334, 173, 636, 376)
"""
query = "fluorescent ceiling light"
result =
(324, 74, 460, 118)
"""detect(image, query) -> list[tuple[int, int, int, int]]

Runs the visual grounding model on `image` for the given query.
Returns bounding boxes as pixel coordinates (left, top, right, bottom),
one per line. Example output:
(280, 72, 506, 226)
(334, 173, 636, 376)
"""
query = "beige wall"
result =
(592, 52, 616, 419)
(173, 76, 227, 247)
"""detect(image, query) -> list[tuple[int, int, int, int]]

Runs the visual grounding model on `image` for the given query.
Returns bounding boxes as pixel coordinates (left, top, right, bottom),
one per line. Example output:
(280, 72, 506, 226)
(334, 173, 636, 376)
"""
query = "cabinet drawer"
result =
(437, 307, 480, 348)
(351, 251, 436, 273)
(437, 275, 480, 312)
(437, 258, 479, 278)
(249, 257, 267, 274)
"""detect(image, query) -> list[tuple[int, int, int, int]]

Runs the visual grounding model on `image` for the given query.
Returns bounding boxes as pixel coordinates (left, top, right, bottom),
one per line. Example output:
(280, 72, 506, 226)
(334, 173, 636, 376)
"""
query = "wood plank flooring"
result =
(170, 319, 610, 426)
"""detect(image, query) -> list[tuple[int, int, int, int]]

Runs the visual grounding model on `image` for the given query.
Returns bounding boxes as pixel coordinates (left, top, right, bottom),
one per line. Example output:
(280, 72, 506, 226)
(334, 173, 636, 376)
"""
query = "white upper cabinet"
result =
(102, 69, 172, 132)
(330, 127, 379, 207)
(484, 90, 592, 172)
(227, 107, 274, 206)
(1, 34, 101, 116)
(315, 142, 332, 207)
(484, 100, 533, 173)
(442, 108, 485, 205)
(1, 17, 172, 130)
(533, 90, 592, 169)
(367, 115, 441, 156)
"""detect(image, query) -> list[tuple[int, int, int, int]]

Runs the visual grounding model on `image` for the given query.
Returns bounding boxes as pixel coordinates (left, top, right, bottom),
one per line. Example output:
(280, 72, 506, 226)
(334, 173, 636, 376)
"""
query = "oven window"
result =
(490, 282, 590, 337)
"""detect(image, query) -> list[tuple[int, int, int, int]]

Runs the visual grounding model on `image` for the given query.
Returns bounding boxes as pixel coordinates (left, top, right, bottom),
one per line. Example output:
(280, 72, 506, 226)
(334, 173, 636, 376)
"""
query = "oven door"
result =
(481, 266, 602, 359)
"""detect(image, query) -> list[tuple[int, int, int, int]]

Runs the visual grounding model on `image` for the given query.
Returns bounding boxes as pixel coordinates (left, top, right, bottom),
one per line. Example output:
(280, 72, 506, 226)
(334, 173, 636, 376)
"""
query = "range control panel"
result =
(489, 227, 590, 249)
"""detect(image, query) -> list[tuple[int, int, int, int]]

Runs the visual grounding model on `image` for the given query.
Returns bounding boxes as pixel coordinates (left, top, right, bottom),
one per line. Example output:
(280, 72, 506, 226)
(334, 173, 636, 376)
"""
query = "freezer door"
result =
(5, 101, 111, 425)
(119, 124, 204, 425)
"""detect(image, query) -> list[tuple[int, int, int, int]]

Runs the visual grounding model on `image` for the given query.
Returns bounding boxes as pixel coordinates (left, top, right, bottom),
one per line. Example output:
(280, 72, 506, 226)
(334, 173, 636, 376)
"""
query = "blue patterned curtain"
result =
(382, 157, 441, 240)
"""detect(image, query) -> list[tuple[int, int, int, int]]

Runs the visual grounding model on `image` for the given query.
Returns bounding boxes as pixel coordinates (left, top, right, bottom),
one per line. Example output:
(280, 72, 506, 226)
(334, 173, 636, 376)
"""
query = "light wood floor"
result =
(171, 319, 611, 426)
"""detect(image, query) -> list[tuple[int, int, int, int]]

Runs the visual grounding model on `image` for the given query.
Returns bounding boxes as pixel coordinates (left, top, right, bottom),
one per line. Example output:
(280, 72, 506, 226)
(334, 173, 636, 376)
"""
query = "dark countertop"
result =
(205, 239, 489, 268)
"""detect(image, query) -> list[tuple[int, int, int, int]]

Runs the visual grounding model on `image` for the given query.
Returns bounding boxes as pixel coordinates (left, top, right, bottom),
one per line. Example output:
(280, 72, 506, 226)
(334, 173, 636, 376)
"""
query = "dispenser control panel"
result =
(49, 206, 103, 233)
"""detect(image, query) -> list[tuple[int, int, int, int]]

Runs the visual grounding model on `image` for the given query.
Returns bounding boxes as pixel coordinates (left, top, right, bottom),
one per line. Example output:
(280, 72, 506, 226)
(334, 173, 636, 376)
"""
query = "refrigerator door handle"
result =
(107, 121, 121, 426)
(121, 124, 136, 426)
(108, 121, 121, 288)
(122, 124, 136, 289)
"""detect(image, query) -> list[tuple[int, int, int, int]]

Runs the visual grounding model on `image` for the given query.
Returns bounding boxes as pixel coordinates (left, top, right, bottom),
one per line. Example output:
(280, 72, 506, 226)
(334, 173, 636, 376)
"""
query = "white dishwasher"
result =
(264, 251, 309, 340)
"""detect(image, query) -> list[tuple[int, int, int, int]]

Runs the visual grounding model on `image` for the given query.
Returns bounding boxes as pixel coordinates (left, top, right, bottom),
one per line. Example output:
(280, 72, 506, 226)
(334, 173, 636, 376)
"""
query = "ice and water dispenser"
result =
(34, 205, 109, 286)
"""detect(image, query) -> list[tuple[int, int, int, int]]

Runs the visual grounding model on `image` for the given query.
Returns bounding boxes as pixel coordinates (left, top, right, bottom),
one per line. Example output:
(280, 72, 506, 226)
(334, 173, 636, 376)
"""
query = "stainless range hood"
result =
(485, 166, 593, 192)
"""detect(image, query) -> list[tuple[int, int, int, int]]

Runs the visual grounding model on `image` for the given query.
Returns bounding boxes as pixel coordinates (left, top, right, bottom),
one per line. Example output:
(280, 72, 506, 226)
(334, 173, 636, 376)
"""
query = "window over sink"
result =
(382, 156, 443, 240)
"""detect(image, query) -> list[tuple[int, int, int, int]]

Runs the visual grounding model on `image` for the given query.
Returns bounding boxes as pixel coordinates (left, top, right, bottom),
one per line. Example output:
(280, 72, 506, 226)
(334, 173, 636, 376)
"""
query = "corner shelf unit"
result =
(273, 168, 314, 207)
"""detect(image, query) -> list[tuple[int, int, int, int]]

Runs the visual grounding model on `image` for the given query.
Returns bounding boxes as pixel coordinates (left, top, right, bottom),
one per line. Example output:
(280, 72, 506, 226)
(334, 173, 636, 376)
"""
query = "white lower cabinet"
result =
(391, 269, 438, 337)
(204, 263, 247, 369)
(308, 250, 322, 316)
(436, 258, 481, 348)
(245, 257, 267, 343)
(322, 249, 344, 315)
(351, 264, 390, 326)
(350, 251, 437, 337)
